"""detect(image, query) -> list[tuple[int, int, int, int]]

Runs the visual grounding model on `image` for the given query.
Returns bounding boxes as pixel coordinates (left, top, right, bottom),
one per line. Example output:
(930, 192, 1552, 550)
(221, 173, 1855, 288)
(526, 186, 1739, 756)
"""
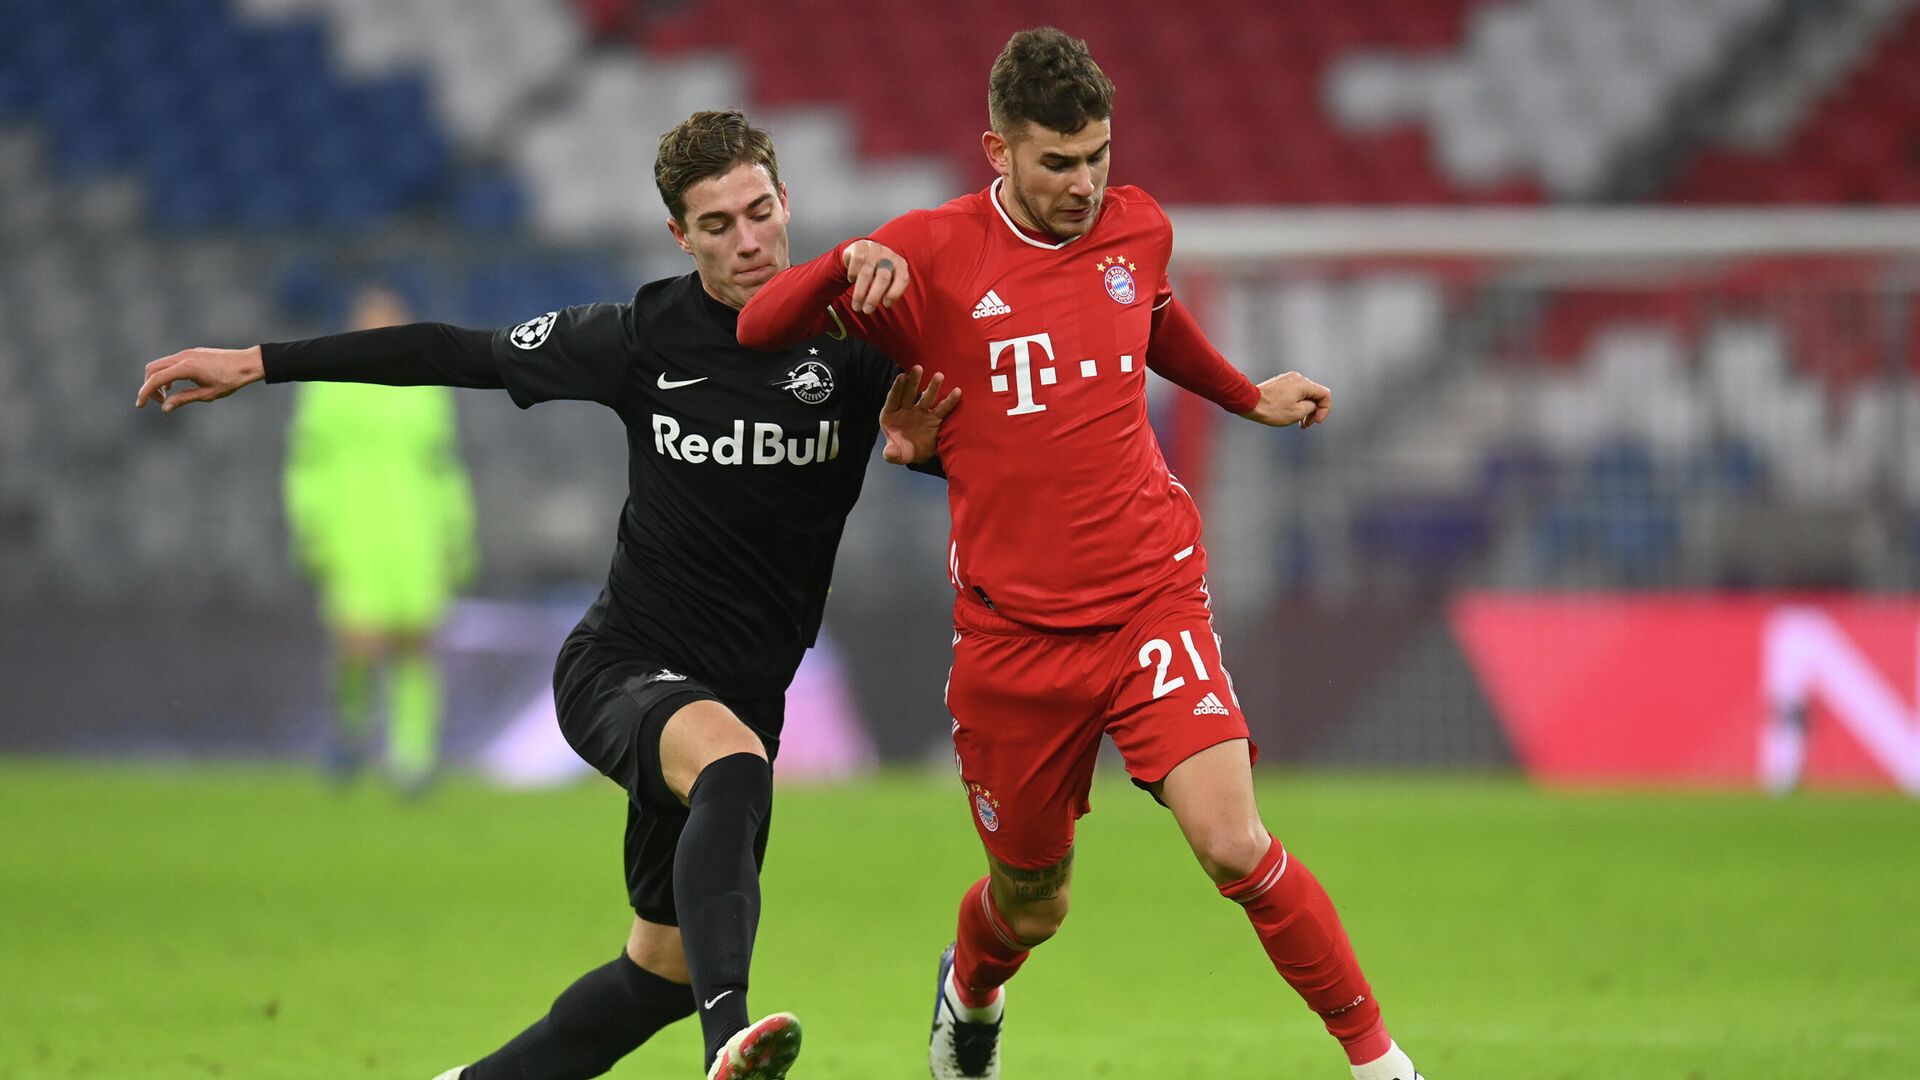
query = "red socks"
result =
(951, 876, 1028, 1008)
(950, 843, 1390, 1066)
(1218, 835, 1391, 1066)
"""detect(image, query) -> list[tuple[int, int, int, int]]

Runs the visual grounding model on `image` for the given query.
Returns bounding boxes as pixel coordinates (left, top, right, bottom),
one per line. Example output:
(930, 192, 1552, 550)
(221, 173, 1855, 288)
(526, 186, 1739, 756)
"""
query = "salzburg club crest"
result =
(970, 783, 1001, 833)
(1098, 255, 1138, 305)
(774, 358, 835, 404)
(509, 310, 558, 350)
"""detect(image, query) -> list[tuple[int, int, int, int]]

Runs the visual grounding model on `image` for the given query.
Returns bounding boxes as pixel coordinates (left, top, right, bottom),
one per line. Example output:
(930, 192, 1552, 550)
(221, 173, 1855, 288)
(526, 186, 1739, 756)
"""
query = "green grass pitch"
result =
(2, 760, 1916, 1078)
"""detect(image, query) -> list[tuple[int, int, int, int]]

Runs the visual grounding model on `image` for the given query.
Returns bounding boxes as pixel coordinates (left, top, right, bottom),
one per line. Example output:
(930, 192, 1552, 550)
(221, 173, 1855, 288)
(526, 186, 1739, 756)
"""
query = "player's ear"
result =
(665, 216, 694, 255)
(983, 128, 1013, 177)
(776, 181, 790, 222)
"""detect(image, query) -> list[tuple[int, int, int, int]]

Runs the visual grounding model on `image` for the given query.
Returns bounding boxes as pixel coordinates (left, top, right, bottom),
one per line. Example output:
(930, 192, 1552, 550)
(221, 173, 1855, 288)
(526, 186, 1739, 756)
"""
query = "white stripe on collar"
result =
(989, 177, 1086, 251)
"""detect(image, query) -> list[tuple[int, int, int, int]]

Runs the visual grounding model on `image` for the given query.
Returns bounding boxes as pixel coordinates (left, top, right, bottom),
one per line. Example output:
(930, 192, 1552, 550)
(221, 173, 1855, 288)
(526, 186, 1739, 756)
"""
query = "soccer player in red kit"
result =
(738, 28, 1423, 1080)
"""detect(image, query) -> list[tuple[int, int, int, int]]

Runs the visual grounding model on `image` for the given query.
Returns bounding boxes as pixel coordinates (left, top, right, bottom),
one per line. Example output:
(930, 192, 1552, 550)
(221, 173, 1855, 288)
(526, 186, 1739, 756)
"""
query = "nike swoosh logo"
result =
(657, 374, 709, 390)
(703, 990, 734, 1010)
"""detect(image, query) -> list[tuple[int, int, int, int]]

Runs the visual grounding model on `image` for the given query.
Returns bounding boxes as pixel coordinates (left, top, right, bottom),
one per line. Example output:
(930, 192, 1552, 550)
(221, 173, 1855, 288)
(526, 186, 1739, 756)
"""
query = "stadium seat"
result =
(598, 0, 1492, 204)
(1668, 6, 1920, 205)
(1328, 0, 1780, 199)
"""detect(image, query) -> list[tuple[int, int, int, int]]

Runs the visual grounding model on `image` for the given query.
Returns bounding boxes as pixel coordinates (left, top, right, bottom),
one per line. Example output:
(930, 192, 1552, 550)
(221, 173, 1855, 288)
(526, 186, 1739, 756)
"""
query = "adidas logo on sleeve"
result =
(971, 290, 1012, 319)
(1193, 692, 1230, 716)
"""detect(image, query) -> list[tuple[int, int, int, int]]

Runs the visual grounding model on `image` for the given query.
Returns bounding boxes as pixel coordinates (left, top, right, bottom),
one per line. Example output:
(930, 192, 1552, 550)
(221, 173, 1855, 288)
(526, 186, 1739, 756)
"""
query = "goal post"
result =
(1156, 207, 1920, 613)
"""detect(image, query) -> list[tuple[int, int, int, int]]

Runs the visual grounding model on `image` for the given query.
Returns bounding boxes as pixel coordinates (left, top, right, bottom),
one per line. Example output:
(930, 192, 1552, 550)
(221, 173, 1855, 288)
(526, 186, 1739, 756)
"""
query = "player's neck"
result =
(694, 274, 744, 323)
(994, 180, 1068, 244)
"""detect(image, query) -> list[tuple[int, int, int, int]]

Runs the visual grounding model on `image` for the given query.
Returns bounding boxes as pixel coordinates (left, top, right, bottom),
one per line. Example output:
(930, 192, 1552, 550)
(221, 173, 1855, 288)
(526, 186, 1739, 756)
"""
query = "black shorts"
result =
(553, 628, 784, 925)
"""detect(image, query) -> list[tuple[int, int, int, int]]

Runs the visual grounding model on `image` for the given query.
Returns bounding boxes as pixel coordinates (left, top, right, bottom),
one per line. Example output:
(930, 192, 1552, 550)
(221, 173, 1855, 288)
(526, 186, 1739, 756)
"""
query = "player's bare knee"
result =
(1002, 895, 1070, 945)
(624, 917, 689, 983)
(659, 700, 767, 802)
(697, 722, 768, 767)
(1192, 823, 1272, 885)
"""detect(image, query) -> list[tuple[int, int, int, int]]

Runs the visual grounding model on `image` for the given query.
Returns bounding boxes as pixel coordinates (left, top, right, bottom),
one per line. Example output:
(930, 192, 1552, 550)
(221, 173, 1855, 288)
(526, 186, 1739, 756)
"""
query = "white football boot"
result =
(929, 944, 1002, 1079)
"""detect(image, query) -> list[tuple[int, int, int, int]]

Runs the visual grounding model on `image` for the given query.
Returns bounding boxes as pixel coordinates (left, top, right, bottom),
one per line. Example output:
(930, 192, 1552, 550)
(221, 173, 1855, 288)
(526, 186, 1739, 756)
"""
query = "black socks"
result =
(463, 751, 772, 1078)
(464, 951, 695, 1079)
(673, 751, 774, 1070)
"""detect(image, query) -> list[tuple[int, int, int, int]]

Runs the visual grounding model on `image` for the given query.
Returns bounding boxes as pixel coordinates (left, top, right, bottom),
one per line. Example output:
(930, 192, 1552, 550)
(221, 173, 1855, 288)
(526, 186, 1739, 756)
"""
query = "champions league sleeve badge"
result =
(509, 311, 559, 350)
(1097, 255, 1138, 305)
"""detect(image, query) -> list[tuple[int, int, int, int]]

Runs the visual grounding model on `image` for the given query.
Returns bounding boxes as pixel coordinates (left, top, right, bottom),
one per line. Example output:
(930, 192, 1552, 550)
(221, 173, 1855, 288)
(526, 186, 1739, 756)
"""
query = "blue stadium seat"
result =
(1353, 497, 1492, 570)
(1478, 442, 1560, 502)
(4, 2, 490, 231)
(1595, 501, 1682, 580)
(452, 172, 529, 232)
(1532, 502, 1589, 567)
(462, 257, 630, 327)
(275, 257, 342, 322)
(1583, 440, 1663, 498)
(1690, 438, 1768, 497)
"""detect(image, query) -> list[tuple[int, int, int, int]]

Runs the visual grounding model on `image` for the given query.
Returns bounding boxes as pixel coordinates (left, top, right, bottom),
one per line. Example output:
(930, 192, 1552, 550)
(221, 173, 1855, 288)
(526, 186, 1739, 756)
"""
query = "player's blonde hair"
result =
(988, 27, 1115, 139)
(654, 110, 781, 225)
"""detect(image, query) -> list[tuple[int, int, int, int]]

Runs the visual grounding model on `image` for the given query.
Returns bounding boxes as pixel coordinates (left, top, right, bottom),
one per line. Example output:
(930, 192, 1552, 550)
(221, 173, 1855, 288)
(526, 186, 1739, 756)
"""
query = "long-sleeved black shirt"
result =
(266, 272, 912, 700)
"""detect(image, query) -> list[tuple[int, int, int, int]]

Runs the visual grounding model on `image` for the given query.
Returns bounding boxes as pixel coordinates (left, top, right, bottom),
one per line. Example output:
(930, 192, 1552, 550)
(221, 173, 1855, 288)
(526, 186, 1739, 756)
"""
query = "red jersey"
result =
(740, 180, 1257, 630)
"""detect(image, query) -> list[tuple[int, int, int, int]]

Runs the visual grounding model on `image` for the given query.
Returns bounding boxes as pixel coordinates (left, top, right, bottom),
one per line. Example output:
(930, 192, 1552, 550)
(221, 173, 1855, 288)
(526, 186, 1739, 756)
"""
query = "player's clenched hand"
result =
(1240, 371, 1332, 430)
(841, 239, 909, 315)
(135, 346, 265, 413)
(879, 365, 960, 464)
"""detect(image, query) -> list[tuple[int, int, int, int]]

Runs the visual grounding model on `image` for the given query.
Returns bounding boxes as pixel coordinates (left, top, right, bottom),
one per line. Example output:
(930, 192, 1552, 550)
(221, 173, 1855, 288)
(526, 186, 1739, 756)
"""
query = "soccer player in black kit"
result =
(136, 111, 954, 1080)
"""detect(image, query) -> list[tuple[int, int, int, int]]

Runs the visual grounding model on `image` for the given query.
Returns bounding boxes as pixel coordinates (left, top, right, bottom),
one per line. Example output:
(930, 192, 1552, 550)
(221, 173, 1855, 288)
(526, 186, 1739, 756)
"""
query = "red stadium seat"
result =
(580, 0, 1492, 204)
(1664, 7, 1920, 207)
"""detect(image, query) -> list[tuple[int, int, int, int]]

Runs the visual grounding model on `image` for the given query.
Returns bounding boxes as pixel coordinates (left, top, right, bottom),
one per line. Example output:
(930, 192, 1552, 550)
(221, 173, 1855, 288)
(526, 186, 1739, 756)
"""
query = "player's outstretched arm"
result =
(1240, 371, 1332, 430)
(879, 365, 961, 465)
(737, 238, 910, 349)
(136, 346, 263, 412)
(139, 323, 510, 416)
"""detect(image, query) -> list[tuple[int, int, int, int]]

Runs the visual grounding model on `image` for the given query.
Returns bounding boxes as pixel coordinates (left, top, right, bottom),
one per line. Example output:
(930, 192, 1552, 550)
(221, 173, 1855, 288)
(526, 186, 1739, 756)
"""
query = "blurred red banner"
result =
(1451, 593, 1920, 792)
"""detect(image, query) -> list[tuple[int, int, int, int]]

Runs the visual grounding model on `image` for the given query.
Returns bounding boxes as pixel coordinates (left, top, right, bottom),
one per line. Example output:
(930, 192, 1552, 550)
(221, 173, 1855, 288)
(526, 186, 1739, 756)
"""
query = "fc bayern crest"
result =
(774, 357, 835, 404)
(1098, 255, 1138, 305)
(970, 783, 1001, 833)
(509, 310, 558, 350)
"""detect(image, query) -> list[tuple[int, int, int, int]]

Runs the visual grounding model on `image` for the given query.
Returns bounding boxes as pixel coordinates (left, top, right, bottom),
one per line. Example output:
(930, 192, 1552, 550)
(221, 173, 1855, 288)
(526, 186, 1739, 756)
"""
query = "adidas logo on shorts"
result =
(1193, 692, 1230, 716)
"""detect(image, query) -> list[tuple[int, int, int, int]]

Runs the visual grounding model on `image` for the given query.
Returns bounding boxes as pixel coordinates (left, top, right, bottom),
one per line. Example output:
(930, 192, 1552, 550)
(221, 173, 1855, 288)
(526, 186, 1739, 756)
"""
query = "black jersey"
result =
(493, 274, 900, 694)
(264, 272, 906, 698)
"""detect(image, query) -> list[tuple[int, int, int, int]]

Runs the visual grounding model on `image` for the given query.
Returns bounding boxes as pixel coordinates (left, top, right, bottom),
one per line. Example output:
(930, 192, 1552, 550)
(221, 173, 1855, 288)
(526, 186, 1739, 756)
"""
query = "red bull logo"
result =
(651, 415, 842, 466)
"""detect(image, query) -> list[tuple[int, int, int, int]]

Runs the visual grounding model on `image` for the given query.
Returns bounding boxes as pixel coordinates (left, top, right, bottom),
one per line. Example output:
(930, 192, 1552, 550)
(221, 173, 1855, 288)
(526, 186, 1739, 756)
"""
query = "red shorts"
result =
(945, 575, 1255, 870)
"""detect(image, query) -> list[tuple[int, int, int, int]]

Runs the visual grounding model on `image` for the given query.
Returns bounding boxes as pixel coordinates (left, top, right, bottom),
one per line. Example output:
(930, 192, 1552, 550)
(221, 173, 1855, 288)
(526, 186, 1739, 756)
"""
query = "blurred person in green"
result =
(283, 283, 476, 793)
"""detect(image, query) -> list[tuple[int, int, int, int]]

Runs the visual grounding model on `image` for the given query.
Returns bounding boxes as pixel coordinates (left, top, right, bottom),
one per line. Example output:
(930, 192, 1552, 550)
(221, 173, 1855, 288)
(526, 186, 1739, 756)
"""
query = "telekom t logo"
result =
(1761, 606, 1920, 792)
(988, 332, 1135, 416)
(988, 332, 1054, 416)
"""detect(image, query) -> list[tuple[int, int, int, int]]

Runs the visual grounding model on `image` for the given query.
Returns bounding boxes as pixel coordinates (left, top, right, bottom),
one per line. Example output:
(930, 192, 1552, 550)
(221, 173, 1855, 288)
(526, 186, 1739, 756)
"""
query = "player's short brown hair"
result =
(654, 110, 780, 225)
(988, 27, 1115, 138)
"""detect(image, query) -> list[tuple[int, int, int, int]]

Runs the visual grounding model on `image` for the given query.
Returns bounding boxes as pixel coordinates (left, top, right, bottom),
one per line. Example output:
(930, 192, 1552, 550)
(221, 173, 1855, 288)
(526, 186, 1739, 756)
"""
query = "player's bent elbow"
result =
(734, 308, 792, 351)
(734, 319, 770, 350)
